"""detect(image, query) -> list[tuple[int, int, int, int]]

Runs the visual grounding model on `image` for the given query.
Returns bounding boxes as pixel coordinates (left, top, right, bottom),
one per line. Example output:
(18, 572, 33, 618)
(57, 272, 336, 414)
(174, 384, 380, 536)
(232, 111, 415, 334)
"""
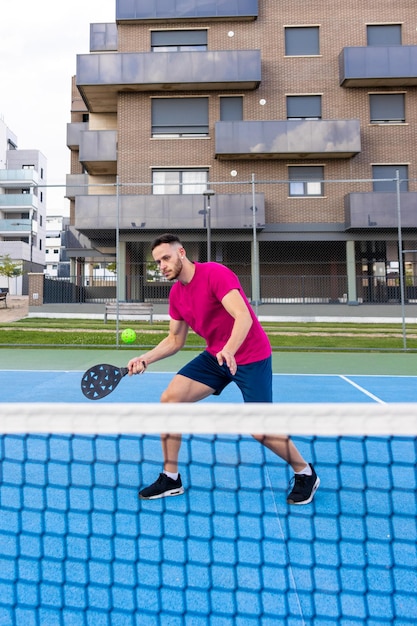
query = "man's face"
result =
(152, 243, 184, 281)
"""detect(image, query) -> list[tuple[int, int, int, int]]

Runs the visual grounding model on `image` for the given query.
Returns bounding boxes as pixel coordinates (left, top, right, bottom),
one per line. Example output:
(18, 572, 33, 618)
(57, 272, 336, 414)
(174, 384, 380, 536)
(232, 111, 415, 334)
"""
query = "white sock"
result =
(295, 464, 312, 476)
(164, 470, 178, 481)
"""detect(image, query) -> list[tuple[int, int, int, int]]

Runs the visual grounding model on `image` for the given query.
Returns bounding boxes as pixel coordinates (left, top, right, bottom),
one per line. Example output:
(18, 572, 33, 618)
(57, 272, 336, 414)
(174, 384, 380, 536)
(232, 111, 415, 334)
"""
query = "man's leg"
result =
(252, 433, 309, 473)
(252, 433, 320, 505)
(139, 374, 215, 500)
(235, 359, 319, 505)
(159, 373, 215, 471)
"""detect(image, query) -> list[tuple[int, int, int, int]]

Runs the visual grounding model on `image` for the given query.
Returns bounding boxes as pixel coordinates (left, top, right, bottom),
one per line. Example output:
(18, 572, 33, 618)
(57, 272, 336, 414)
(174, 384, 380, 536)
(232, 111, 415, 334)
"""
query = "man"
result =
(128, 234, 319, 505)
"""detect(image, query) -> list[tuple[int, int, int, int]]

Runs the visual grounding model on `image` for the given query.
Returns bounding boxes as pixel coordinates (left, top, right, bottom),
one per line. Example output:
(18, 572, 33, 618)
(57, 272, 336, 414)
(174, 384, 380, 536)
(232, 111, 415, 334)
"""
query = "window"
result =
(22, 164, 35, 169)
(152, 169, 208, 195)
(285, 26, 320, 56)
(367, 24, 401, 46)
(287, 95, 321, 119)
(220, 96, 243, 121)
(369, 93, 405, 123)
(288, 166, 324, 196)
(151, 30, 207, 52)
(372, 165, 408, 192)
(152, 98, 209, 137)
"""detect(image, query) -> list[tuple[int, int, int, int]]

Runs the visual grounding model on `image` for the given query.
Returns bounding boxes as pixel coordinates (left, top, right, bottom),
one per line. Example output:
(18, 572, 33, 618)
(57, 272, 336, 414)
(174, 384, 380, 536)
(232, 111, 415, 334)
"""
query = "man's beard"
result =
(168, 257, 183, 281)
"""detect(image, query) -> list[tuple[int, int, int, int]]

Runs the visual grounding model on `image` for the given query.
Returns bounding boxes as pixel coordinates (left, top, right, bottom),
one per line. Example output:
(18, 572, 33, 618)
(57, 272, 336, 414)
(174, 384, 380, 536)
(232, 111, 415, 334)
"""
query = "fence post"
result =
(251, 173, 260, 313)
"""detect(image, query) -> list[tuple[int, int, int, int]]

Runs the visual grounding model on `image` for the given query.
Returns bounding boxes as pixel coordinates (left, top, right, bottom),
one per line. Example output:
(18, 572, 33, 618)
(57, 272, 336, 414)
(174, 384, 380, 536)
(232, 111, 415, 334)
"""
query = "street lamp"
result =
(202, 189, 215, 262)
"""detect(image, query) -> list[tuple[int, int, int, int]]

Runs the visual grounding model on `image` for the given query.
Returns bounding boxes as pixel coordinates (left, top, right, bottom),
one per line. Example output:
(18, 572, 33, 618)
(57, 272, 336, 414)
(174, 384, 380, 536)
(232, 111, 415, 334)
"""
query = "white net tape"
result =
(2, 402, 417, 435)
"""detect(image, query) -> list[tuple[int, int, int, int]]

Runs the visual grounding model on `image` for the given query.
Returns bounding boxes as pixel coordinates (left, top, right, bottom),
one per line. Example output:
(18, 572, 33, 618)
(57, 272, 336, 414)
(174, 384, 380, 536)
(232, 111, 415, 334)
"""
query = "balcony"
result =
(73, 193, 265, 236)
(90, 23, 118, 52)
(66, 122, 88, 149)
(215, 119, 361, 160)
(345, 192, 417, 229)
(76, 50, 261, 112)
(65, 174, 90, 200)
(0, 169, 39, 188)
(0, 194, 39, 211)
(0, 218, 32, 234)
(79, 130, 117, 175)
(115, 0, 258, 22)
(339, 46, 417, 87)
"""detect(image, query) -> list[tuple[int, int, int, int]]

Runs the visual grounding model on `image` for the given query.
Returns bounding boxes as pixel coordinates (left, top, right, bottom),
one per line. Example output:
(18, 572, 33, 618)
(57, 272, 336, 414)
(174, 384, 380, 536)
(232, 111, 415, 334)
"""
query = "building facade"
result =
(66, 0, 417, 305)
(44, 215, 71, 278)
(0, 118, 47, 294)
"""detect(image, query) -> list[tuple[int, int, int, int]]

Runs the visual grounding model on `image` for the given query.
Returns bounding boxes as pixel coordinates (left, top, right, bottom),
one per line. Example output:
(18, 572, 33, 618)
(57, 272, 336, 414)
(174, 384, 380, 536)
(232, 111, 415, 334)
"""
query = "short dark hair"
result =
(151, 233, 183, 251)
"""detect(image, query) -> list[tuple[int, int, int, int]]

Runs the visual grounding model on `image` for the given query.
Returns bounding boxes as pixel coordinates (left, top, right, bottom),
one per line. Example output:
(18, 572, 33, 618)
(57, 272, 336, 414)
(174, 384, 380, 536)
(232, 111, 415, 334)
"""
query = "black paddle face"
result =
(81, 364, 129, 400)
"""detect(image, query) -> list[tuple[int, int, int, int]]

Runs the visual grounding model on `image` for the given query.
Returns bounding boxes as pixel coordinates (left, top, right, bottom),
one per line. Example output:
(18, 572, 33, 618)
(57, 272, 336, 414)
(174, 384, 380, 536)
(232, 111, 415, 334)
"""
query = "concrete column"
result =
(346, 240, 358, 305)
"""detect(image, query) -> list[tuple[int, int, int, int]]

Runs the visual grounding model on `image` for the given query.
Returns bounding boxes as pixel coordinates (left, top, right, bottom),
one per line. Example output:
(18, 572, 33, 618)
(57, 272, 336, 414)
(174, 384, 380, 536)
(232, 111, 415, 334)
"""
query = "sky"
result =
(0, 0, 116, 215)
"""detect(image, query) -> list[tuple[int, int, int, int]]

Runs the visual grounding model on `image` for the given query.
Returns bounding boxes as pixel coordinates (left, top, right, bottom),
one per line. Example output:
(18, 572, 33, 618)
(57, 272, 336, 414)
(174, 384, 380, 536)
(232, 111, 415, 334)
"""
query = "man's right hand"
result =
(128, 357, 147, 375)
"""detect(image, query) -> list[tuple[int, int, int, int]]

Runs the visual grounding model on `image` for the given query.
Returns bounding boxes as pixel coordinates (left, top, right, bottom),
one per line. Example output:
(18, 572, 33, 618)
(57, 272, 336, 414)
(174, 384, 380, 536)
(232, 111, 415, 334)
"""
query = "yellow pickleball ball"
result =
(121, 328, 137, 344)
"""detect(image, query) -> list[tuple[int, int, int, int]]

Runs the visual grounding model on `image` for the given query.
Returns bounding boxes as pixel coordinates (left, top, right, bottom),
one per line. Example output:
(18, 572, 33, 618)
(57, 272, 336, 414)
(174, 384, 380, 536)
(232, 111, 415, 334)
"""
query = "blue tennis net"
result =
(0, 403, 416, 625)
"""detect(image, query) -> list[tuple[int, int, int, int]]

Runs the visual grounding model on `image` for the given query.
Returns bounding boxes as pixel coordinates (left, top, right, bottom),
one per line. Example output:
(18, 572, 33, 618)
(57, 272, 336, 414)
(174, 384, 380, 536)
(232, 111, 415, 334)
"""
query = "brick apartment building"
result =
(66, 0, 417, 306)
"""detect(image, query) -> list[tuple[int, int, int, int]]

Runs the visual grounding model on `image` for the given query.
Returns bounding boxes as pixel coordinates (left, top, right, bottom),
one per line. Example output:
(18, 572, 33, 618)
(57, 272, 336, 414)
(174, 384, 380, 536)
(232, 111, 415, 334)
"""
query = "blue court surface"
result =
(1, 370, 416, 625)
(1, 370, 417, 404)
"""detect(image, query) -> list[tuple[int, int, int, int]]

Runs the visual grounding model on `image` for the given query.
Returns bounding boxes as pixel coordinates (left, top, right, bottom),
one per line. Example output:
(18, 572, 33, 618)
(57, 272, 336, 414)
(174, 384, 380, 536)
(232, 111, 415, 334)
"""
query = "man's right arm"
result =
(127, 318, 188, 375)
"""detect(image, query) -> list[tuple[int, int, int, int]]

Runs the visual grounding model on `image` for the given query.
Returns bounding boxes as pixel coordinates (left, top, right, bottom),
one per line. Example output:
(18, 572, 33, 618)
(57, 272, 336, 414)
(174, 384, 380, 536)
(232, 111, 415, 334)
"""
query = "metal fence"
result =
(5, 174, 417, 349)
(42, 271, 417, 305)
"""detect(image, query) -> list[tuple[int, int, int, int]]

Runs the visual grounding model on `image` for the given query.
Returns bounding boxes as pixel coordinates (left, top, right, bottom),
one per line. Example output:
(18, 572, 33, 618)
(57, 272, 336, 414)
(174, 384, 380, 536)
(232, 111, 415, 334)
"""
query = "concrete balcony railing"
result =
(116, 0, 258, 22)
(215, 119, 361, 159)
(345, 192, 417, 229)
(76, 50, 261, 112)
(79, 130, 118, 175)
(90, 23, 118, 52)
(339, 45, 417, 87)
(73, 193, 265, 236)
(65, 174, 90, 200)
(66, 122, 89, 149)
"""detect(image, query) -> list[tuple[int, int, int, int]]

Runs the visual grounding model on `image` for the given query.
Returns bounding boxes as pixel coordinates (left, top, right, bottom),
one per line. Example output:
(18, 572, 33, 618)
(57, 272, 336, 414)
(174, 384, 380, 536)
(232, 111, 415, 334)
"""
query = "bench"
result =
(104, 302, 154, 324)
(0, 289, 8, 308)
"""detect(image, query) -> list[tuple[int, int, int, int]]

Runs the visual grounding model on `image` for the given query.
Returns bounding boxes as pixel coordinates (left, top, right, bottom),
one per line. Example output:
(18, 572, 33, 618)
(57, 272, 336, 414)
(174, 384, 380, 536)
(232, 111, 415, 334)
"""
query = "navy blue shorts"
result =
(177, 351, 272, 403)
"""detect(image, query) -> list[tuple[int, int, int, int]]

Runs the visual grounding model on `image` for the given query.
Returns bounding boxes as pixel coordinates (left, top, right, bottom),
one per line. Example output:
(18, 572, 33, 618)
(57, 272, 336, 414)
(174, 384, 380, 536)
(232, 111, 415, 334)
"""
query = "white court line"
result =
(339, 375, 386, 404)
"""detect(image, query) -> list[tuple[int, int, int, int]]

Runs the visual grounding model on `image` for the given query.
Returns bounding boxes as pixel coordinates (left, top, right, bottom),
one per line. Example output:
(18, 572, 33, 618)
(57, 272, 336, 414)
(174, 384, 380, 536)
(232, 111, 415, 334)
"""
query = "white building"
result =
(44, 215, 70, 277)
(0, 118, 47, 294)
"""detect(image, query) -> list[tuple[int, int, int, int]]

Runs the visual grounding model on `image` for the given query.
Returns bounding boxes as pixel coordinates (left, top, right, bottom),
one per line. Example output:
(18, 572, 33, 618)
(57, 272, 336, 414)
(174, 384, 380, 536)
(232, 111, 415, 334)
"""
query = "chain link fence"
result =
(3, 175, 416, 349)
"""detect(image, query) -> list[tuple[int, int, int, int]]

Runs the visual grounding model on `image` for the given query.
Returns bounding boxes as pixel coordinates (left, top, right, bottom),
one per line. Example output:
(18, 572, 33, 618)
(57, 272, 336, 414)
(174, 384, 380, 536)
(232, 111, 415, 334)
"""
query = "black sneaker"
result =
(287, 464, 320, 505)
(139, 473, 184, 500)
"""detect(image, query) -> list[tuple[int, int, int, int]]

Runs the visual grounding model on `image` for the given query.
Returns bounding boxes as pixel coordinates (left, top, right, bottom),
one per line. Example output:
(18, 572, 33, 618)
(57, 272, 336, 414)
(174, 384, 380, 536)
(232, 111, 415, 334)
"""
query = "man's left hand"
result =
(216, 350, 237, 375)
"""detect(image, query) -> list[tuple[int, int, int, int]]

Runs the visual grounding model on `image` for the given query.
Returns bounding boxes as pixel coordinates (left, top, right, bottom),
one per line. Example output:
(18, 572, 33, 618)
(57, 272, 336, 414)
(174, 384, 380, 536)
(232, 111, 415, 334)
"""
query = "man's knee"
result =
(160, 387, 182, 403)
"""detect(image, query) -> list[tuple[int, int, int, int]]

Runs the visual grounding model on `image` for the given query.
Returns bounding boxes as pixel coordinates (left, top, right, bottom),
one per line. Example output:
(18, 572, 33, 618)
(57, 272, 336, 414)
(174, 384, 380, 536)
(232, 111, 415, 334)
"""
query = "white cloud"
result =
(0, 0, 115, 214)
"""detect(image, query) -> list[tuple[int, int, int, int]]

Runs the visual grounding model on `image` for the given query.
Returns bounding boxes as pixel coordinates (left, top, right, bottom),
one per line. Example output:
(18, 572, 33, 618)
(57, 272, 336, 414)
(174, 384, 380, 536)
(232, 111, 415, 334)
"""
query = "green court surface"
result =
(0, 347, 416, 375)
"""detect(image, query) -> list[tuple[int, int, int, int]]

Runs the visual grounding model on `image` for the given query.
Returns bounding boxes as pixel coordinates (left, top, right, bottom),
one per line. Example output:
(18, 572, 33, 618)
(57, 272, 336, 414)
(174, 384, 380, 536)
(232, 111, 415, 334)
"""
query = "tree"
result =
(106, 262, 117, 274)
(0, 254, 23, 291)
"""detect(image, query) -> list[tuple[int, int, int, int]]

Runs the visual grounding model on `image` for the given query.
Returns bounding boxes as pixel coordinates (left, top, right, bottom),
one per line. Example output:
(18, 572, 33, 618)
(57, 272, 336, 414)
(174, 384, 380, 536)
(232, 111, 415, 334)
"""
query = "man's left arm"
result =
(216, 289, 253, 374)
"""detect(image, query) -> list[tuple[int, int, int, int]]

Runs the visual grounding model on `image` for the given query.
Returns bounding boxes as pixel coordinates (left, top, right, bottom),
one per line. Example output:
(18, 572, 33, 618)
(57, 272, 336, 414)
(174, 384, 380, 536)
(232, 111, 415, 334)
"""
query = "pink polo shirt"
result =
(169, 262, 271, 365)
